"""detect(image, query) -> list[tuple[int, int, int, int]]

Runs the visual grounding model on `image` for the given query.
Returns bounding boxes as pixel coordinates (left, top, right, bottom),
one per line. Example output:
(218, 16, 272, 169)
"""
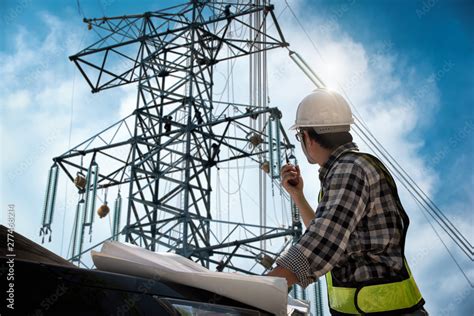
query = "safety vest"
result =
(318, 152, 424, 315)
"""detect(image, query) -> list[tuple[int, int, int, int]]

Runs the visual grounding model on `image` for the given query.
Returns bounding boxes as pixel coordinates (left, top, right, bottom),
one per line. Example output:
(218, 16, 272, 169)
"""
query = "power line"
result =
(413, 188, 473, 288)
(61, 28, 88, 257)
(76, 0, 86, 18)
(283, 0, 473, 282)
(284, 0, 473, 257)
(351, 126, 473, 287)
(352, 123, 473, 260)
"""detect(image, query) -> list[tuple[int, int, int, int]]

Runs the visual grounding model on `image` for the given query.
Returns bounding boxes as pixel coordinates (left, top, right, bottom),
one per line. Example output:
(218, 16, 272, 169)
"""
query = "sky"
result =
(1, 0, 473, 315)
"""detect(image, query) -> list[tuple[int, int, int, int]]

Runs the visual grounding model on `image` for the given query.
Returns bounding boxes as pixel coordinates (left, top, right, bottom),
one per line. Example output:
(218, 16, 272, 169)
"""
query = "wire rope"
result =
(283, 0, 473, 280)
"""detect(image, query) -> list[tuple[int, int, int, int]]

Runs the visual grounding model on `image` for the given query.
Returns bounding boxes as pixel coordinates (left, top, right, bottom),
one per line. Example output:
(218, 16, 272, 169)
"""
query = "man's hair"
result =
(302, 128, 353, 150)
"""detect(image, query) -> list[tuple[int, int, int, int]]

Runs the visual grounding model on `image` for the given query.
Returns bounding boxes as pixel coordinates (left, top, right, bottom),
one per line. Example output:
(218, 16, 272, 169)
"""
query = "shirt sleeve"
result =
(276, 161, 370, 288)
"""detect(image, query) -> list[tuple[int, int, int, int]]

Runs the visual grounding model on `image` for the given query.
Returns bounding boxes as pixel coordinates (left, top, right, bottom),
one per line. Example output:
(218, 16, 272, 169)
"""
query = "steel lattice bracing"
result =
(42, 1, 302, 273)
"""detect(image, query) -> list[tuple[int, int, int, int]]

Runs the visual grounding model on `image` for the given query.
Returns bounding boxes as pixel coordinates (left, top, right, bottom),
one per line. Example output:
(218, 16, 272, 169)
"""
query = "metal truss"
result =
(42, 0, 302, 273)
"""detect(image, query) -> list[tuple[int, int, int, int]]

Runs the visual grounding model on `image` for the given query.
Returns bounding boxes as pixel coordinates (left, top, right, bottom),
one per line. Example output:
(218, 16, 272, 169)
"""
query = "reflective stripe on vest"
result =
(319, 152, 424, 315)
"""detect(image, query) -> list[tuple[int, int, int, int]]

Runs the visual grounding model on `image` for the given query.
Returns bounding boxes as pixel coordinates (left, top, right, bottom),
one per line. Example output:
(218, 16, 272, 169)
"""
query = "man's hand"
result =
(281, 164, 303, 197)
(281, 164, 315, 228)
(266, 265, 299, 288)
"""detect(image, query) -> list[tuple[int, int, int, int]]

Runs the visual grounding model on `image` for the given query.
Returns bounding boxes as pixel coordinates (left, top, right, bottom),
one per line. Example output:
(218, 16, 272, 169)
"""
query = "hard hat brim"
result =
(289, 121, 353, 131)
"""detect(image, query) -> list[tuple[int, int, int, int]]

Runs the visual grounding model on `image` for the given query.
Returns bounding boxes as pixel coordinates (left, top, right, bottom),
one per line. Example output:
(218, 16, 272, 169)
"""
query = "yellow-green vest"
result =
(318, 152, 424, 315)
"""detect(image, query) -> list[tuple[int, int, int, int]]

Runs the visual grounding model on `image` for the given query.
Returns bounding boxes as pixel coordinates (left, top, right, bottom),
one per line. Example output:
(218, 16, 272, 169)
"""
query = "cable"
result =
(231, 59, 250, 239)
(284, 0, 325, 62)
(352, 124, 474, 286)
(61, 69, 76, 257)
(285, 0, 473, 257)
(97, 0, 106, 17)
(413, 188, 473, 287)
(76, 0, 86, 18)
(61, 28, 87, 257)
(353, 123, 473, 260)
(283, 0, 472, 274)
(217, 168, 222, 242)
(340, 71, 473, 256)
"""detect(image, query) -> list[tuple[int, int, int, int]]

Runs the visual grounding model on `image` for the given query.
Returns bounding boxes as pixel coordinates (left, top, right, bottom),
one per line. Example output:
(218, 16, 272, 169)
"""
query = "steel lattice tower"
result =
(40, 0, 302, 273)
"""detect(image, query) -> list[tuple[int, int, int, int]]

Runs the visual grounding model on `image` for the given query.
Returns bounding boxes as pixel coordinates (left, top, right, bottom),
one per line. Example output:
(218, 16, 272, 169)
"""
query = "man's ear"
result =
(304, 130, 316, 147)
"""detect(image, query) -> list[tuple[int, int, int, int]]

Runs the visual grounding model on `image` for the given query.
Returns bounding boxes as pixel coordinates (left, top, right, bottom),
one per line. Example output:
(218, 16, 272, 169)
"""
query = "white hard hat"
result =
(290, 88, 354, 134)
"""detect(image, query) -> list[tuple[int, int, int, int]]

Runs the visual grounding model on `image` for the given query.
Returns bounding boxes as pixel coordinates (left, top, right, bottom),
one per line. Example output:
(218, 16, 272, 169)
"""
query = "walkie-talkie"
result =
(285, 152, 299, 187)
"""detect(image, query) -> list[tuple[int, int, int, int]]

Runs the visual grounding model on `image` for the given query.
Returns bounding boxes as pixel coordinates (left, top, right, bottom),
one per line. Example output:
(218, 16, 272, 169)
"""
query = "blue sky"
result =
(1, 0, 473, 315)
(312, 0, 474, 208)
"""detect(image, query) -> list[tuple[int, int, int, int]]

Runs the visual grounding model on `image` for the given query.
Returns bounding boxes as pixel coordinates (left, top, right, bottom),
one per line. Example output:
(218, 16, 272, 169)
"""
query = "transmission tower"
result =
(40, 0, 302, 273)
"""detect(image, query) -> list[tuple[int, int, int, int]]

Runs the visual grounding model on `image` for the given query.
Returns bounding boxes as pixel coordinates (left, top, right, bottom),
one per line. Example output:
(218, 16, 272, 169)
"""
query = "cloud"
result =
(118, 87, 137, 118)
(2, 89, 31, 109)
(0, 10, 130, 258)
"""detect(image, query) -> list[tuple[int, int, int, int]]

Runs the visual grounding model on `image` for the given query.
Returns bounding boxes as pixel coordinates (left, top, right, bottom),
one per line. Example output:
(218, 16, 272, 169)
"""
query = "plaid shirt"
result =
(276, 142, 405, 288)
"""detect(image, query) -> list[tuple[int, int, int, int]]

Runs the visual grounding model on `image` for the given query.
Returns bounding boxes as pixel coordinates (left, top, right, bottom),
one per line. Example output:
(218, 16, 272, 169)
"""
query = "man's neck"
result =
(318, 148, 334, 167)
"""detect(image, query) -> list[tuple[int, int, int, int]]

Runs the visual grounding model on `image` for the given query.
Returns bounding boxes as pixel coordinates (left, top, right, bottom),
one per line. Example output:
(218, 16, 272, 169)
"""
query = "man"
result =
(267, 88, 427, 315)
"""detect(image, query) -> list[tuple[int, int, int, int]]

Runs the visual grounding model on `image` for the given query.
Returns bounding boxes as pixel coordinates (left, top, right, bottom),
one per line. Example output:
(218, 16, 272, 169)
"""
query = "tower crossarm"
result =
(70, 1, 288, 93)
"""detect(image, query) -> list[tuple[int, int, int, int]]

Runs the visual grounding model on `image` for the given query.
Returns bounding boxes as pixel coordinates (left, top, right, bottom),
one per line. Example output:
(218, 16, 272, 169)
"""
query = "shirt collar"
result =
(318, 142, 359, 182)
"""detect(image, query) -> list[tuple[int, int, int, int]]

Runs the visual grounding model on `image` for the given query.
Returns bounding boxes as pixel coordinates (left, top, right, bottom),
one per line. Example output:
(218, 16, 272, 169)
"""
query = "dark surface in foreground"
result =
(0, 226, 271, 315)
